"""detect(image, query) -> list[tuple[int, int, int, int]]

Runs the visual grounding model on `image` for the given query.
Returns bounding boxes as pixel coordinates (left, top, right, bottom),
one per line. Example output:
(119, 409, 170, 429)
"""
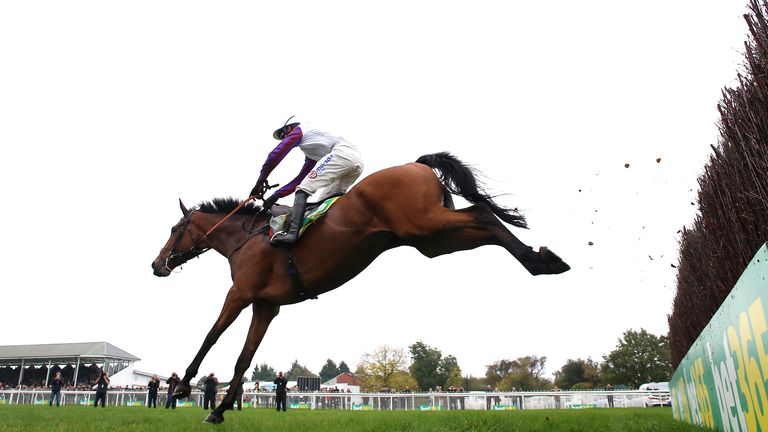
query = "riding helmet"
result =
(273, 116, 301, 140)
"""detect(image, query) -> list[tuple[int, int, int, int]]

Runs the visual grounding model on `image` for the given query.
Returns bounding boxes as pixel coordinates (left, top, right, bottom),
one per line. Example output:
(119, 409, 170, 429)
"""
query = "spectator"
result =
(553, 386, 561, 409)
(514, 387, 523, 409)
(93, 372, 109, 408)
(49, 371, 64, 407)
(165, 372, 180, 409)
(147, 375, 160, 408)
(203, 373, 218, 410)
(274, 372, 288, 412)
(447, 385, 457, 410)
(606, 383, 615, 408)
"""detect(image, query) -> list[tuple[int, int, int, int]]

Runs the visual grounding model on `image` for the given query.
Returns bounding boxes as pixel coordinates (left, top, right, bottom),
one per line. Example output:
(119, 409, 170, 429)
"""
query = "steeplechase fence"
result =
(0, 389, 668, 411)
(669, 243, 768, 430)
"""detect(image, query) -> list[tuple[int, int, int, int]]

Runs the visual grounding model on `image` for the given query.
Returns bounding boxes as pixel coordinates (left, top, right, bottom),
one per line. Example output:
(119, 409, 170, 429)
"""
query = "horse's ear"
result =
(179, 199, 189, 217)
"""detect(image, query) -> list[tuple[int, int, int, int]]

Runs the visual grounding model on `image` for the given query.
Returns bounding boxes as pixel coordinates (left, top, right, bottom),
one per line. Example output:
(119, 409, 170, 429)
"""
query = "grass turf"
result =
(0, 405, 708, 432)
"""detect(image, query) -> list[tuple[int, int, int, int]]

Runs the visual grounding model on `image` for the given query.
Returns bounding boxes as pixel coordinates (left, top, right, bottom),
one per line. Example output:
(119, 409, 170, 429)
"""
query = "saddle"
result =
(268, 196, 341, 237)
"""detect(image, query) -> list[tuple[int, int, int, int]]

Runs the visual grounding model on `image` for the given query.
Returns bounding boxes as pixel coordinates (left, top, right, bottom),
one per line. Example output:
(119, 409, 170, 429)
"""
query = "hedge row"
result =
(668, 0, 768, 367)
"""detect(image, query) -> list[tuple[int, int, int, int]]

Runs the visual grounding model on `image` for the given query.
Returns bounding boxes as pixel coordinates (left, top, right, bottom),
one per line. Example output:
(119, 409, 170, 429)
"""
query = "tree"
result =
(461, 375, 486, 391)
(409, 341, 444, 390)
(440, 355, 463, 388)
(251, 363, 277, 381)
(408, 341, 464, 391)
(388, 371, 419, 391)
(319, 359, 341, 382)
(338, 360, 350, 374)
(485, 359, 515, 388)
(284, 359, 316, 380)
(445, 368, 463, 389)
(553, 358, 600, 389)
(486, 356, 551, 390)
(600, 329, 672, 388)
(356, 345, 413, 391)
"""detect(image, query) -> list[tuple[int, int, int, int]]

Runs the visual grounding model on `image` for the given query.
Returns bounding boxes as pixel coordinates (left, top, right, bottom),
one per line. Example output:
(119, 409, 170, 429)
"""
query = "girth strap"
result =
(255, 215, 317, 302)
(287, 250, 318, 302)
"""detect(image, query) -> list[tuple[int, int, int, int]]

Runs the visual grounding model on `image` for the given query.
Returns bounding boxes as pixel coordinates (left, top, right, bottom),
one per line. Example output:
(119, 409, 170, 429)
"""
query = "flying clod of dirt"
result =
(656, 158, 662, 163)
(624, 163, 630, 168)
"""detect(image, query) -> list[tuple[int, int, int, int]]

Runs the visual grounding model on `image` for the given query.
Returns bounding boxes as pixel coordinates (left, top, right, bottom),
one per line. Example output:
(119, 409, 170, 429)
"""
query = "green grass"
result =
(0, 406, 708, 432)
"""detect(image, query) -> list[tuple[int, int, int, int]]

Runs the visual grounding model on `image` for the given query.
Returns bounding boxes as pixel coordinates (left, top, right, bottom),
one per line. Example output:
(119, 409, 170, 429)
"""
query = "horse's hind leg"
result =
(205, 302, 280, 424)
(174, 285, 251, 399)
(411, 204, 569, 276)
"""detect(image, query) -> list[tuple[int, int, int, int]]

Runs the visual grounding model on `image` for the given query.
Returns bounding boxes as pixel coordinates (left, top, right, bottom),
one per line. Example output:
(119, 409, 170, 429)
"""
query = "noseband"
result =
(162, 208, 210, 273)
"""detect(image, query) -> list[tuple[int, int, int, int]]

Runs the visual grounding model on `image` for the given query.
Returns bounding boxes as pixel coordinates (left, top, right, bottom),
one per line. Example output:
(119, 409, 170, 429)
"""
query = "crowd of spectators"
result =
(312, 386, 352, 409)
(0, 376, 536, 412)
(0, 364, 103, 390)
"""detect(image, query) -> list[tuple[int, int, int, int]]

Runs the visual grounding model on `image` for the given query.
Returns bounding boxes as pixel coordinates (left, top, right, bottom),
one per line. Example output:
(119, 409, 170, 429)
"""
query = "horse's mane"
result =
(196, 197, 262, 215)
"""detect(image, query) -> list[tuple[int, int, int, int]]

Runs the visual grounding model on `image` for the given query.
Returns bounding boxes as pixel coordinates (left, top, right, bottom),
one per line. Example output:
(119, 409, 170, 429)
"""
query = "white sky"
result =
(0, 1, 748, 382)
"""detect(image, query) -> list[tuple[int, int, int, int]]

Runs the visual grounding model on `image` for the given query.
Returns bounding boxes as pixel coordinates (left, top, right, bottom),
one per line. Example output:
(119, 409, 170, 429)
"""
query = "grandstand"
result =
(0, 342, 139, 389)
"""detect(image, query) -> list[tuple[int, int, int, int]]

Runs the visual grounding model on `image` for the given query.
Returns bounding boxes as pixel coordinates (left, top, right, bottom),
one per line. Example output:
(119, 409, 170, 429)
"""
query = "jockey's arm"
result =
(267, 156, 317, 201)
(255, 126, 303, 189)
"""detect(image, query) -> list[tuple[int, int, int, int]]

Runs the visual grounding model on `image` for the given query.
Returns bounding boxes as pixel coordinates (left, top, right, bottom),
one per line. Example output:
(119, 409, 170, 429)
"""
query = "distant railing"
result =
(0, 389, 670, 410)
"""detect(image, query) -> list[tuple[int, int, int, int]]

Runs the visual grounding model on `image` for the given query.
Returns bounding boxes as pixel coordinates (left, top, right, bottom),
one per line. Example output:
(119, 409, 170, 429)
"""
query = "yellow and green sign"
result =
(670, 243, 768, 431)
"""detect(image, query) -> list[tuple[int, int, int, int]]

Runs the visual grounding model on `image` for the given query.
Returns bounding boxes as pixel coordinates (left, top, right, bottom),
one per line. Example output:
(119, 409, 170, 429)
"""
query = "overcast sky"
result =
(0, 1, 749, 382)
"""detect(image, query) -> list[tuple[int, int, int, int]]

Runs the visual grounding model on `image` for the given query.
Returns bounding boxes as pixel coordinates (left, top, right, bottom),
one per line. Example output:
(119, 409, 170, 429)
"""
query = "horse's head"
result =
(151, 199, 210, 277)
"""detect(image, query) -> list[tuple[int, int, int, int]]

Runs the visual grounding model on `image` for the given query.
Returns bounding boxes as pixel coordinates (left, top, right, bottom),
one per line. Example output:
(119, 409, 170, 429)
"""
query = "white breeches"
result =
(297, 151, 363, 200)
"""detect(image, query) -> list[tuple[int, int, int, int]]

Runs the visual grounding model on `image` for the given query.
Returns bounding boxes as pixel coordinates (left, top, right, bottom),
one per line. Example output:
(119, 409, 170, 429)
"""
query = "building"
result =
(322, 372, 361, 392)
(108, 368, 168, 389)
(0, 342, 139, 389)
(323, 372, 360, 387)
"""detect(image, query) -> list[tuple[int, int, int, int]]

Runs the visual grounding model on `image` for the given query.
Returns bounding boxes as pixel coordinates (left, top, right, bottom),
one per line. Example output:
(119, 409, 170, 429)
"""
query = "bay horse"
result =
(151, 152, 569, 423)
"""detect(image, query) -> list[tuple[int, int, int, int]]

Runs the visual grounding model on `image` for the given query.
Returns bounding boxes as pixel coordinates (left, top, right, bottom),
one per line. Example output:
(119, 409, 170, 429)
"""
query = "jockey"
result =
(250, 116, 364, 248)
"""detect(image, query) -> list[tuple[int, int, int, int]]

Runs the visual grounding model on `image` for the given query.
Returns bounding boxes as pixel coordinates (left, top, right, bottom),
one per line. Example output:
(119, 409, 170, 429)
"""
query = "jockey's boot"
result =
(270, 190, 309, 248)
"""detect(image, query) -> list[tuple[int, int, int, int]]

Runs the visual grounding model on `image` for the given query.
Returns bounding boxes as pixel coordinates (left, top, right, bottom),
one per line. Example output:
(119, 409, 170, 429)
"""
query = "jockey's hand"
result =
(249, 182, 265, 199)
(262, 195, 278, 211)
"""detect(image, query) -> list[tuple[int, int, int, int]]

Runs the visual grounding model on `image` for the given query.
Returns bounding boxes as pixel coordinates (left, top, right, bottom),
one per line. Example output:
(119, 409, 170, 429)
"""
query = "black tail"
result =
(416, 152, 527, 228)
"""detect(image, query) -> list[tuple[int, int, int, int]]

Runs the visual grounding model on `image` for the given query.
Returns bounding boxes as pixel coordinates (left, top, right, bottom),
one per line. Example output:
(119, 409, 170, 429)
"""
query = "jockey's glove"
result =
(262, 195, 278, 210)
(249, 183, 263, 199)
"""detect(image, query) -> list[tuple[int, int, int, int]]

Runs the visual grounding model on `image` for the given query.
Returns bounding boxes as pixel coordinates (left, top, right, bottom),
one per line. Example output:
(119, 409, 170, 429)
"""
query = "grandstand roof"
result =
(0, 342, 140, 364)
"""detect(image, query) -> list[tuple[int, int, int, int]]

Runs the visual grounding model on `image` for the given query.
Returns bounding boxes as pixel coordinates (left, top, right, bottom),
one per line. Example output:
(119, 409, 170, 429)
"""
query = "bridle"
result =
(161, 197, 258, 273)
(161, 207, 210, 274)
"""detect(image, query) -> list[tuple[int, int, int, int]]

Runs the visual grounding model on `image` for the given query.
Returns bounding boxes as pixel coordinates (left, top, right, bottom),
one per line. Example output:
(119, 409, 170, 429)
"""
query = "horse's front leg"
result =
(205, 302, 280, 424)
(174, 285, 251, 399)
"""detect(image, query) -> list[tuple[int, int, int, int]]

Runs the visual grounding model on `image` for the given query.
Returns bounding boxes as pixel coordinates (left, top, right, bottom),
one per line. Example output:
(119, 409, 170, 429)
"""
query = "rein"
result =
(194, 196, 256, 249)
(193, 182, 279, 249)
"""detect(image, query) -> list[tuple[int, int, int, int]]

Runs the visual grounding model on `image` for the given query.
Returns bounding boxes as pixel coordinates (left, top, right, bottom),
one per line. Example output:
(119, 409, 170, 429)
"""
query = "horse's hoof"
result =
(539, 247, 570, 274)
(524, 247, 570, 276)
(173, 383, 192, 400)
(204, 412, 224, 424)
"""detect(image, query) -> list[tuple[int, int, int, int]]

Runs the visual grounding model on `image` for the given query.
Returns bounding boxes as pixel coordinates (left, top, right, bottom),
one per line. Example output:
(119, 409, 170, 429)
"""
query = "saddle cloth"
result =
(269, 196, 341, 237)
